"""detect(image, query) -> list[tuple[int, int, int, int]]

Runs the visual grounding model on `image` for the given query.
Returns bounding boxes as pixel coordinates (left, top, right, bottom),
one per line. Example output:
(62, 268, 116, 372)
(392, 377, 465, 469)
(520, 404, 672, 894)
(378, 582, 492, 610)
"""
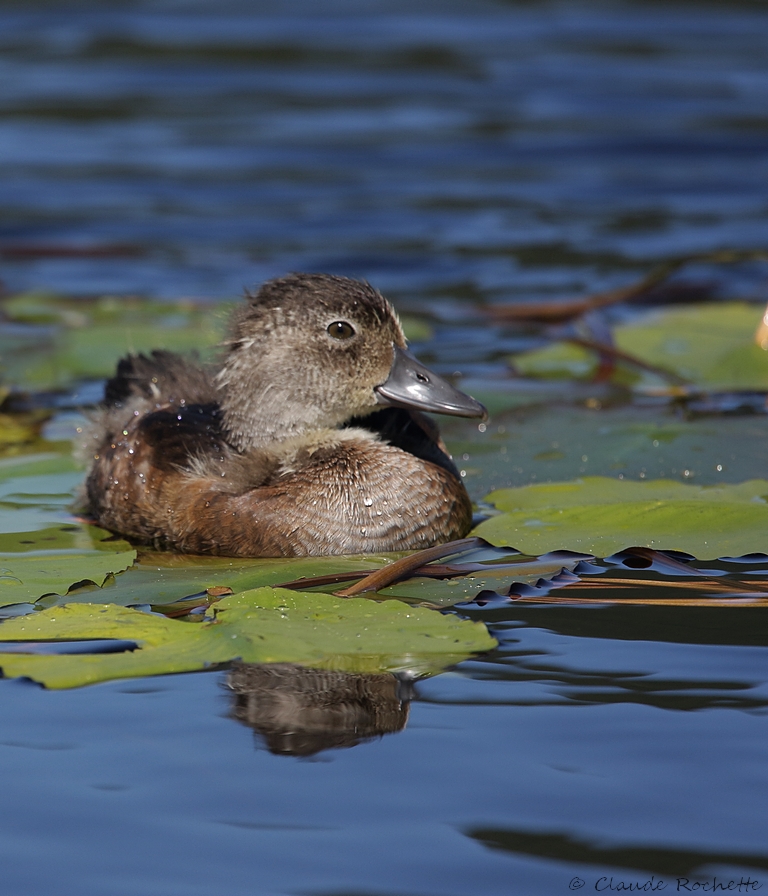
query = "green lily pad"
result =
(442, 401, 768, 499)
(474, 476, 768, 559)
(0, 523, 136, 605)
(56, 542, 587, 611)
(0, 412, 48, 450)
(0, 445, 137, 604)
(615, 302, 768, 389)
(514, 342, 601, 381)
(59, 551, 396, 608)
(0, 451, 79, 482)
(0, 545, 137, 604)
(0, 293, 229, 389)
(374, 562, 577, 605)
(513, 302, 768, 390)
(0, 587, 496, 689)
(34, 542, 602, 614)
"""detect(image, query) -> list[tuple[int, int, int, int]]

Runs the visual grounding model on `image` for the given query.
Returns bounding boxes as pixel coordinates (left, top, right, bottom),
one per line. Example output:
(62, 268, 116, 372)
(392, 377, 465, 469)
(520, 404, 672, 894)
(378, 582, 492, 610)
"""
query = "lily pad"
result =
(0, 411, 48, 450)
(0, 293, 229, 389)
(442, 401, 768, 500)
(615, 302, 768, 389)
(369, 551, 590, 605)
(0, 544, 137, 604)
(51, 541, 591, 610)
(474, 476, 768, 559)
(59, 551, 397, 608)
(513, 302, 768, 391)
(514, 342, 601, 381)
(0, 451, 79, 482)
(0, 587, 496, 689)
(0, 446, 137, 604)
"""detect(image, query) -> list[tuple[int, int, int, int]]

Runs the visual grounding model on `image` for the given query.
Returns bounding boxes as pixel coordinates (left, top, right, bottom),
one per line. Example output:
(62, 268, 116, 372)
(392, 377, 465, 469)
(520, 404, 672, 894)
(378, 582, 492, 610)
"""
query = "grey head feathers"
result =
(217, 273, 406, 451)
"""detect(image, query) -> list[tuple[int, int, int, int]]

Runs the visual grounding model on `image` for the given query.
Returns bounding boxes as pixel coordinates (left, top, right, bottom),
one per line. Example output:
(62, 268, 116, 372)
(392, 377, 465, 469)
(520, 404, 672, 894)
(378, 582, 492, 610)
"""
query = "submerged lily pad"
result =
(474, 476, 768, 559)
(0, 587, 496, 689)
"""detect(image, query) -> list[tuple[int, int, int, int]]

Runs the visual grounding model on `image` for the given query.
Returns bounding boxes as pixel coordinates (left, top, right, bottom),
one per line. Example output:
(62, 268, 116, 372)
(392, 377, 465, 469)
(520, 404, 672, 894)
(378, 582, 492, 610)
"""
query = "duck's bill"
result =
(374, 346, 487, 419)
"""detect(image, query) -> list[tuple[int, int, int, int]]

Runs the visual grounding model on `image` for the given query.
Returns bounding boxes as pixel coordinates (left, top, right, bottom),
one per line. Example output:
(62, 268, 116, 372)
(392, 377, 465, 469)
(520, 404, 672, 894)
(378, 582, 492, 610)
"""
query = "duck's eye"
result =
(327, 321, 355, 340)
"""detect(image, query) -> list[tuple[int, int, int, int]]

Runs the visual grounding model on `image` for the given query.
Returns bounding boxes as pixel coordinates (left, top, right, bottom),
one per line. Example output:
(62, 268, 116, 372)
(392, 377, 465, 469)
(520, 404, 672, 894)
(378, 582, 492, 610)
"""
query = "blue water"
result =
(1, 2, 768, 894)
(2, 615, 767, 895)
(2, 1, 768, 303)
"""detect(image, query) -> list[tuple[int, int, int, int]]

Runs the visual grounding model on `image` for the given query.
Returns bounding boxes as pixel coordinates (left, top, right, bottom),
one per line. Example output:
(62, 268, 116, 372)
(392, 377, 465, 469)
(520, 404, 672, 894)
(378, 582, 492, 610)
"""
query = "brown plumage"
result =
(83, 273, 486, 557)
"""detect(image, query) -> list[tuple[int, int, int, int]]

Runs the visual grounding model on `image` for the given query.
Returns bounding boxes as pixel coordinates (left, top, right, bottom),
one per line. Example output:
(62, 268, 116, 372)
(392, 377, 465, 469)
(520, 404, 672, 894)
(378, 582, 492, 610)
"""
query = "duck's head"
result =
(217, 273, 486, 451)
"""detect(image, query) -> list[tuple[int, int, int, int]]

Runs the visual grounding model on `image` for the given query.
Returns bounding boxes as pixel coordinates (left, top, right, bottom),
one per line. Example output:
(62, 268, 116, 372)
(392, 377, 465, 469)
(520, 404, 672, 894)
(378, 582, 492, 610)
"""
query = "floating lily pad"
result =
(59, 551, 397, 608)
(0, 445, 136, 604)
(442, 401, 768, 500)
(0, 587, 496, 688)
(0, 544, 137, 604)
(0, 293, 229, 389)
(0, 411, 48, 450)
(0, 522, 135, 605)
(616, 302, 768, 389)
(48, 540, 593, 610)
(474, 476, 768, 559)
(513, 302, 768, 391)
(370, 551, 590, 605)
(514, 342, 601, 381)
(0, 450, 79, 482)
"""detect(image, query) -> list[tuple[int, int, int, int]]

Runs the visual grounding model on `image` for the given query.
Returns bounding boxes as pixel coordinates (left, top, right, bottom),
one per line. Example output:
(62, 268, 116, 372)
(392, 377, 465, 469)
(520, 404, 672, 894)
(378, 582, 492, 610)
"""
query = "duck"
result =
(83, 273, 486, 557)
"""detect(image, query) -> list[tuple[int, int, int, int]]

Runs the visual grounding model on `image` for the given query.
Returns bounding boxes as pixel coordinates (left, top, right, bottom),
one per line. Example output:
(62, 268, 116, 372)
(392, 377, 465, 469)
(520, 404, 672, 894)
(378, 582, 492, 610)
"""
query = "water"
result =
(2, 1, 768, 302)
(1, 1, 768, 894)
(2, 619, 766, 895)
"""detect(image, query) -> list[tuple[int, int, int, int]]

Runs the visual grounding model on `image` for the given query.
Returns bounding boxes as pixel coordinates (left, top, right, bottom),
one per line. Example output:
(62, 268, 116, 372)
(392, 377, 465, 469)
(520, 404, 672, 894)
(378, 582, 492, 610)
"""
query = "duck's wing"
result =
(104, 349, 217, 409)
(81, 351, 230, 524)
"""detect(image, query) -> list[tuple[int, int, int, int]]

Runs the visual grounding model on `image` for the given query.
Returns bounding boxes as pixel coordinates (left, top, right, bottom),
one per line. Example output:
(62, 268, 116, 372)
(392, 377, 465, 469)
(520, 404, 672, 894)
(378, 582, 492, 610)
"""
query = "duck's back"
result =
(84, 350, 238, 547)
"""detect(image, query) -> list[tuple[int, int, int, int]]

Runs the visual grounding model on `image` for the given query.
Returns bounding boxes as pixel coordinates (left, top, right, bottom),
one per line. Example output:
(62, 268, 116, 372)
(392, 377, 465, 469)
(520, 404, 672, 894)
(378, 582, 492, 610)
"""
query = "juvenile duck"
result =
(84, 273, 486, 557)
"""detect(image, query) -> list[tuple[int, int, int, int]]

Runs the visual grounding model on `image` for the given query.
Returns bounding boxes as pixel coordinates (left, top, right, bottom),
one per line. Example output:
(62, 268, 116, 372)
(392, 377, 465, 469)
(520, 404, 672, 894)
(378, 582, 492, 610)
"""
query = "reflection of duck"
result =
(226, 662, 412, 756)
(84, 273, 485, 556)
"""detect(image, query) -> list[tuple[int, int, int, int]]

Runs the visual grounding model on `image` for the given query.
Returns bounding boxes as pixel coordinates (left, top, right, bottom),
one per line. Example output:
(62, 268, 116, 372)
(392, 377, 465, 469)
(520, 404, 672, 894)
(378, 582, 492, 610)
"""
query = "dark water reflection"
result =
(439, 606, 768, 712)
(466, 827, 768, 878)
(226, 663, 411, 756)
(2, 1, 768, 894)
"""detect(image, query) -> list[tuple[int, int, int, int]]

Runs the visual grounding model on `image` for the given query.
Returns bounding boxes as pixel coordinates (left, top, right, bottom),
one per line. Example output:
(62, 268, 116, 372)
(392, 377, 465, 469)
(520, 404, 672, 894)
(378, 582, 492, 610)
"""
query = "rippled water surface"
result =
(1, 2, 768, 894)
